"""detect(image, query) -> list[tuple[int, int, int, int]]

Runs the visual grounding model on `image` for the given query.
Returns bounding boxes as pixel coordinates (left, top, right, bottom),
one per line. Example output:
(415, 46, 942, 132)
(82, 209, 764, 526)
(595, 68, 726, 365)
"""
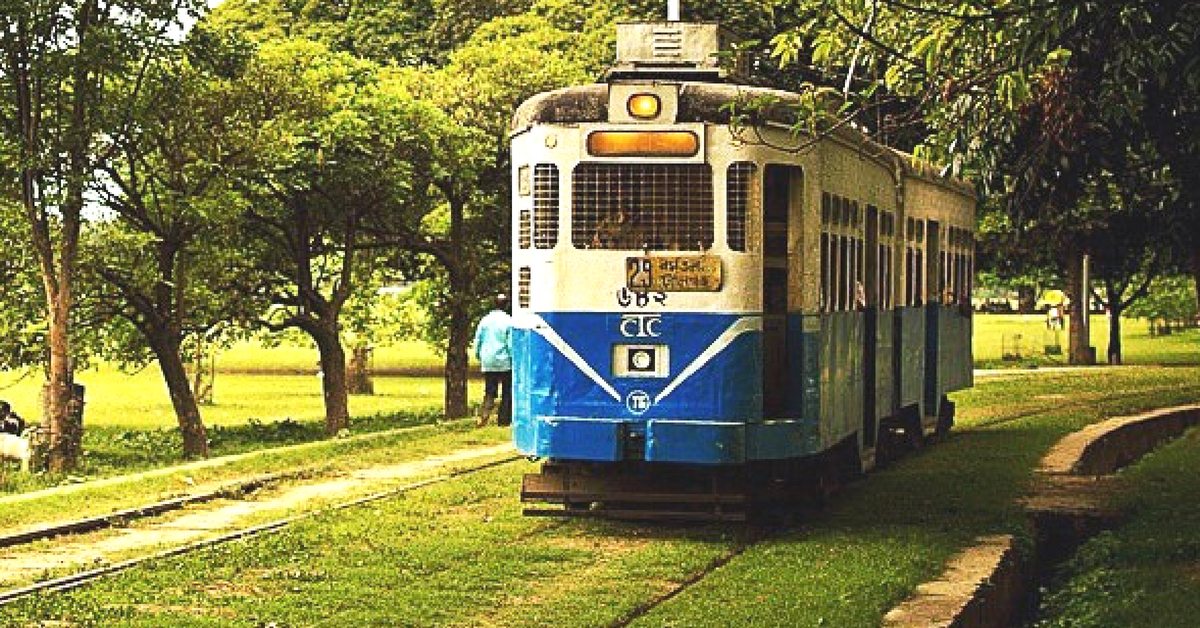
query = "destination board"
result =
(626, 256, 722, 292)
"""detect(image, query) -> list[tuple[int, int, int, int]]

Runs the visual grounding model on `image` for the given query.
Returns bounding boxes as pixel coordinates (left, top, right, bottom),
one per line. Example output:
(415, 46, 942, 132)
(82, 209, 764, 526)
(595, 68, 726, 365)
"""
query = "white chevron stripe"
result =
(655, 316, 762, 404)
(526, 314, 622, 401)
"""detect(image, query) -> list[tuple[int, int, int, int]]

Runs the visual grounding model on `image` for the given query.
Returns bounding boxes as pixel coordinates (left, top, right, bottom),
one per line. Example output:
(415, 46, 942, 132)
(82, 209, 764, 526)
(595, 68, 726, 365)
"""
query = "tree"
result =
(1127, 276, 1199, 334)
(388, 2, 614, 417)
(227, 41, 446, 434)
(207, 0, 535, 67)
(75, 44, 270, 458)
(0, 0, 206, 471)
(768, 0, 1200, 364)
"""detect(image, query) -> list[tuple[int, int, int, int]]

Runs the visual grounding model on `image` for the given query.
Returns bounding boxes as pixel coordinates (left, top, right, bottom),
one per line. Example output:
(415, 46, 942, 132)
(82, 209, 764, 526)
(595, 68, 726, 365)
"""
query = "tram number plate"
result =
(626, 256, 722, 292)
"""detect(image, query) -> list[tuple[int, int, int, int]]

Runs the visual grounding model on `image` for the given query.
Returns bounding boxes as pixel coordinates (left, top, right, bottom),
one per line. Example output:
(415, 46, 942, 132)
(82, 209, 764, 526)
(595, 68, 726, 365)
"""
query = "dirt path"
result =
(0, 443, 514, 586)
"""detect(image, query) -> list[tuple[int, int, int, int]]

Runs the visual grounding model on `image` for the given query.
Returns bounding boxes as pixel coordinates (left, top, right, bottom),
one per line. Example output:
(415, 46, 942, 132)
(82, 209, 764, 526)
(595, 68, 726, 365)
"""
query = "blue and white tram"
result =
(508, 22, 975, 518)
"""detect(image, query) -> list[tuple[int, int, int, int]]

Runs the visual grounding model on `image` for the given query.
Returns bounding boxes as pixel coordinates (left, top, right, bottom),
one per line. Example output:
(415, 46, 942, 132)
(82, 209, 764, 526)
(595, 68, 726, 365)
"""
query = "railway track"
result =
(0, 454, 523, 608)
(0, 471, 301, 550)
(605, 526, 776, 628)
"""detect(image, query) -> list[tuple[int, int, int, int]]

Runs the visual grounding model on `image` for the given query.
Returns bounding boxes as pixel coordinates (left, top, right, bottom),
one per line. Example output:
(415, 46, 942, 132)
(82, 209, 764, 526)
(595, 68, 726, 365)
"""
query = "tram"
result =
(508, 21, 975, 519)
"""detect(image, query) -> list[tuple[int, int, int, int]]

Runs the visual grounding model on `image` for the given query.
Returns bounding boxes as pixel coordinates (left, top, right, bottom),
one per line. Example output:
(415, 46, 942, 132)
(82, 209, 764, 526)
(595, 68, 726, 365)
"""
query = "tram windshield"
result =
(572, 163, 714, 251)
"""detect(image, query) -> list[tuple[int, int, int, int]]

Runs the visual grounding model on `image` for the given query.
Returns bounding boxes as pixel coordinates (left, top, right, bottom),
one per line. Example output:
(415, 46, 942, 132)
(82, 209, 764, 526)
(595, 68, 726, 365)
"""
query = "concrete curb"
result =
(883, 535, 1025, 628)
(883, 403, 1200, 628)
(1039, 403, 1200, 476)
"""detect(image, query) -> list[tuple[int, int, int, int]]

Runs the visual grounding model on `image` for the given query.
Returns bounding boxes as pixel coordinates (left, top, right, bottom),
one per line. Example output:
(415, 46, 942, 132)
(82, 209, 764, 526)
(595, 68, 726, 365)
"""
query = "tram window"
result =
(517, 165, 531, 197)
(830, 235, 839, 311)
(914, 250, 924, 306)
(904, 248, 913, 307)
(727, 162, 756, 252)
(820, 233, 829, 312)
(967, 257, 974, 305)
(961, 254, 971, 307)
(519, 210, 532, 249)
(841, 235, 851, 311)
(571, 163, 714, 250)
(940, 248, 950, 302)
(533, 164, 559, 249)
(855, 237, 865, 308)
(518, 267, 531, 309)
(879, 244, 891, 310)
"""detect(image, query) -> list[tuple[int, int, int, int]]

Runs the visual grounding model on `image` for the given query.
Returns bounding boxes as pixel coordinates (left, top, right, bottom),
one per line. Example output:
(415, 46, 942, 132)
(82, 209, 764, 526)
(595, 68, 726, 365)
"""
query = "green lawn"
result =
(973, 314, 1198, 368)
(5, 366, 1200, 627)
(0, 357, 476, 494)
(0, 368, 463, 429)
(216, 339, 445, 374)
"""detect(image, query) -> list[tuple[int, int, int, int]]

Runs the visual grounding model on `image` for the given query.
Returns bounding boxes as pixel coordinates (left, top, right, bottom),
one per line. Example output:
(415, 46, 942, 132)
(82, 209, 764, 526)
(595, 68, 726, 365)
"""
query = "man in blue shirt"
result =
(473, 293, 513, 427)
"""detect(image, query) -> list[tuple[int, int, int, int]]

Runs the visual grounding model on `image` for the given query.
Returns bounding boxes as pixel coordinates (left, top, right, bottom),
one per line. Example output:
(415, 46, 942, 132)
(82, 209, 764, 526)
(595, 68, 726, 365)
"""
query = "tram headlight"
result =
(627, 93, 661, 120)
(630, 348, 654, 371)
(613, 344, 668, 378)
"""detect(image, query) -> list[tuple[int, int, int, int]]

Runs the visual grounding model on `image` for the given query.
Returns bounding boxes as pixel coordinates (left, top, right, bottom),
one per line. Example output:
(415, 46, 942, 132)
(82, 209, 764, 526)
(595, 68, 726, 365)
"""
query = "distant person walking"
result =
(473, 293, 513, 427)
(1047, 304, 1063, 330)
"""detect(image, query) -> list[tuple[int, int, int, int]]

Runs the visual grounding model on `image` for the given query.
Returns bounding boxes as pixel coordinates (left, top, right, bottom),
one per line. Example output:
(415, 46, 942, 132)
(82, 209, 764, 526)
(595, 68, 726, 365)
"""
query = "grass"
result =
(0, 371, 479, 496)
(972, 314, 1199, 368)
(216, 339, 445, 374)
(624, 366, 1200, 627)
(5, 366, 1200, 627)
(1034, 426, 1200, 628)
(0, 369, 461, 429)
(0, 420, 512, 535)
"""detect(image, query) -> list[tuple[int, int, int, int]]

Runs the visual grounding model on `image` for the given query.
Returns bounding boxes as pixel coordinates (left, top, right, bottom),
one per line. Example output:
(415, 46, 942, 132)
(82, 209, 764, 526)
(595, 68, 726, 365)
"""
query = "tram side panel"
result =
(902, 176, 976, 417)
(815, 139, 903, 454)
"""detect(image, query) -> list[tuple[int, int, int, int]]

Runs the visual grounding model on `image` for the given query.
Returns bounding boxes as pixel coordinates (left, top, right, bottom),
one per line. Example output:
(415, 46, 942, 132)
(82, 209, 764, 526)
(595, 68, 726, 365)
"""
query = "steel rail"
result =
(604, 526, 777, 628)
(0, 455, 523, 608)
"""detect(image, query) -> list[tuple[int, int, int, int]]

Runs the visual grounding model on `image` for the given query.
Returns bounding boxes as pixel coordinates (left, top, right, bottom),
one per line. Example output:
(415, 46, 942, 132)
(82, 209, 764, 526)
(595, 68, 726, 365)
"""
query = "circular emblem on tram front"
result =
(626, 390, 652, 415)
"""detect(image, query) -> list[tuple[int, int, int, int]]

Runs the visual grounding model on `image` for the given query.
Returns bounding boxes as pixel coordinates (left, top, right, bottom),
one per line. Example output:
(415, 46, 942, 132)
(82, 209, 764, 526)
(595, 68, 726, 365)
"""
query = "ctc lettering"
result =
(620, 314, 662, 338)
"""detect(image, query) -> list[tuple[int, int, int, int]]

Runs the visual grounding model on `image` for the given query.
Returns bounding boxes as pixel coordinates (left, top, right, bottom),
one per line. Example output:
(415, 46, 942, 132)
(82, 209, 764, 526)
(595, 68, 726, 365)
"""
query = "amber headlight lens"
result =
(587, 131, 699, 157)
(627, 93, 661, 119)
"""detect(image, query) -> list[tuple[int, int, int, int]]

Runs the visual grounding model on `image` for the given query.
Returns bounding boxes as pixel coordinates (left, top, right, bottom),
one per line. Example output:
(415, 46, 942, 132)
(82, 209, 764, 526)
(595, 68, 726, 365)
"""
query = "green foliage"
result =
(1126, 276, 1199, 325)
(0, 201, 44, 371)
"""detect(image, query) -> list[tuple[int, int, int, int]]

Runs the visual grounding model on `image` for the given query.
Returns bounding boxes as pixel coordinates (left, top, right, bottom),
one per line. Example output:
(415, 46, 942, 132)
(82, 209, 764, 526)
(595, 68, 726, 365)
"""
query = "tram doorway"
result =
(762, 165, 801, 419)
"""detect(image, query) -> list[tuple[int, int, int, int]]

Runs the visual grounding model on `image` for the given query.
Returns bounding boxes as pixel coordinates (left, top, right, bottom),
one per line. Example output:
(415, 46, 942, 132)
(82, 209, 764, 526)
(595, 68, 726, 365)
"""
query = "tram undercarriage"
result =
(521, 401, 955, 522)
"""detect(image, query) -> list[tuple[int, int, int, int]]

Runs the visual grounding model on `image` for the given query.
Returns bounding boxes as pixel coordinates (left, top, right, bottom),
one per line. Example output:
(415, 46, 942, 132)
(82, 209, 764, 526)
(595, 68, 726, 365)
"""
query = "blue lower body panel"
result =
(513, 312, 824, 465)
(519, 416, 822, 464)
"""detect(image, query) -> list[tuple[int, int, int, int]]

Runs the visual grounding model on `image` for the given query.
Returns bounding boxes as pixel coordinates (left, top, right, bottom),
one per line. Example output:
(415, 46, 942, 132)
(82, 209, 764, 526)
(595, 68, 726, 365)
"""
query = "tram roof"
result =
(511, 81, 974, 199)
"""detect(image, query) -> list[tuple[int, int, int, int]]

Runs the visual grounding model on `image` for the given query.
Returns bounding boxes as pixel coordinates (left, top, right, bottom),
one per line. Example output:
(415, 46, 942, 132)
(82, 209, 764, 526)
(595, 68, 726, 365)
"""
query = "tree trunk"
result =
(313, 324, 350, 434)
(347, 344, 374, 395)
(1065, 254, 1095, 365)
(154, 336, 209, 459)
(1106, 302, 1122, 365)
(44, 293, 81, 472)
(444, 290, 471, 420)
